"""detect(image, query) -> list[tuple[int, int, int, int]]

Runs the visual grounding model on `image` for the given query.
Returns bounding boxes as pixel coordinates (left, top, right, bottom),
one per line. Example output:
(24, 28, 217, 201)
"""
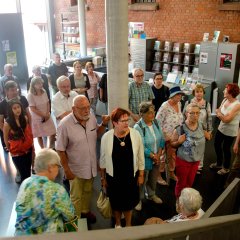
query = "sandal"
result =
(157, 178, 168, 186)
(217, 168, 230, 175)
(209, 163, 222, 169)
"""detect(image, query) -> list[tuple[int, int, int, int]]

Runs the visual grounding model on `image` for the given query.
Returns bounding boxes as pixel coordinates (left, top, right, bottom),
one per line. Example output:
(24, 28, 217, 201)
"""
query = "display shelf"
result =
(61, 21, 79, 25)
(152, 41, 200, 75)
(61, 13, 80, 59)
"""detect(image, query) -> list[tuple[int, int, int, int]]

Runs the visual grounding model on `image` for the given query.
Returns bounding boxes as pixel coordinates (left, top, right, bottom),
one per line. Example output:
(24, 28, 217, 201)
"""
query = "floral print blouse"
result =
(156, 101, 184, 140)
(15, 175, 75, 235)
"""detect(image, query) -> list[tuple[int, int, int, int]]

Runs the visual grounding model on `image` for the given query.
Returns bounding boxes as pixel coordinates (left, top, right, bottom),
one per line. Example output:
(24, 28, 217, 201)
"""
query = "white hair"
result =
(56, 75, 70, 87)
(34, 148, 61, 173)
(179, 188, 202, 215)
(32, 65, 41, 72)
(132, 67, 144, 77)
(4, 63, 13, 71)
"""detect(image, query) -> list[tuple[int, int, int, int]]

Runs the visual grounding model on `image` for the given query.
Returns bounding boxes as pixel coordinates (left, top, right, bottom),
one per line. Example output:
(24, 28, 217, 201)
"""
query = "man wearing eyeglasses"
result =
(56, 95, 110, 224)
(128, 68, 155, 126)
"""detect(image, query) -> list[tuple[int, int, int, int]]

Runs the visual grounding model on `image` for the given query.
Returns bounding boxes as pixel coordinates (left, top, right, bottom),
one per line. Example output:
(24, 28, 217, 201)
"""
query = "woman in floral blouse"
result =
(15, 149, 75, 235)
(156, 86, 184, 184)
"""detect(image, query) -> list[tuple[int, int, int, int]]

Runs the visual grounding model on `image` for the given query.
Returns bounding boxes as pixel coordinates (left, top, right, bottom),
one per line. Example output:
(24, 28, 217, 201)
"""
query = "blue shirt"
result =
(134, 119, 165, 170)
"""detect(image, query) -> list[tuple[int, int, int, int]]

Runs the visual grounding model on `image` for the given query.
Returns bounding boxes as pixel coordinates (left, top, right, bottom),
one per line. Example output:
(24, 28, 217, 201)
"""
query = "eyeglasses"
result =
(135, 74, 144, 78)
(118, 118, 130, 123)
(188, 112, 200, 115)
(75, 106, 90, 111)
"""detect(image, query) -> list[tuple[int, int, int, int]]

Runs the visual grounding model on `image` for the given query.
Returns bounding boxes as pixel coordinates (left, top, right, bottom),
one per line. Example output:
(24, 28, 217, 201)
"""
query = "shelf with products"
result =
(61, 13, 80, 59)
(152, 40, 200, 76)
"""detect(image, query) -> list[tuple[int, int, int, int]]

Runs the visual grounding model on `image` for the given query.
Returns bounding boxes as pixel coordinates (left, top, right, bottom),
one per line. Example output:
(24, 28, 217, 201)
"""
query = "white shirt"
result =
(51, 90, 78, 120)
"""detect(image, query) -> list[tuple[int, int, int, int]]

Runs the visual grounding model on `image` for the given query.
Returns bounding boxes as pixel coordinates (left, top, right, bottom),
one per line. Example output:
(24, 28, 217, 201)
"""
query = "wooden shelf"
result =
(61, 32, 79, 36)
(61, 21, 79, 25)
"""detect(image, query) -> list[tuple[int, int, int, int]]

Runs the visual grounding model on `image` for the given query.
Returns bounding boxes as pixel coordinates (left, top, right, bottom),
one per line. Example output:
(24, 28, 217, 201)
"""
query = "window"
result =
(219, 0, 240, 10)
(129, 0, 159, 11)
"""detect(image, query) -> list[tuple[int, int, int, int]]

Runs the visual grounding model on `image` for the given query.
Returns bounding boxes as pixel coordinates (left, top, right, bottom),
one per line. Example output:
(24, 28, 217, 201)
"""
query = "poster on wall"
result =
(6, 51, 17, 66)
(199, 52, 208, 64)
(2, 40, 10, 51)
(220, 53, 232, 70)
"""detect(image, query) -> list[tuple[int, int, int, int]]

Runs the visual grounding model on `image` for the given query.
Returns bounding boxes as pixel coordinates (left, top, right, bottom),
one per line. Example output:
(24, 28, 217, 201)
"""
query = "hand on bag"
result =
(101, 178, 107, 189)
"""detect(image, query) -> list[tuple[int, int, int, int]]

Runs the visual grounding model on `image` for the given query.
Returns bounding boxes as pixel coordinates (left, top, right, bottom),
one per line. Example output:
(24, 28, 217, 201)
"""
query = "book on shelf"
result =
(183, 43, 190, 53)
(164, 41, 172, 51)
(162, 63, 170, 75)
(163, 52, 170, 62)
(172, 65, 181, 73)
(152, 62, 161, 72)
(154, 41, 160, 50)
(183, 66, 190, 74)
(154, 52, 161, 61)
(173, 43, 181, 52)
(173, 54, 180, 63)
(194, 56, 199, 66)
(194, 44, 200, 54)
(212, 30, 220, 43)
(183, 55, 190, 65)
(203, 33, 209, 42)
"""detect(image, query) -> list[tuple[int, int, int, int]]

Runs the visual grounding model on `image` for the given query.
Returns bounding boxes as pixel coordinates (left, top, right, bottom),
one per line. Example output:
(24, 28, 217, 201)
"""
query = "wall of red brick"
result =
(54, 0, 240, 46)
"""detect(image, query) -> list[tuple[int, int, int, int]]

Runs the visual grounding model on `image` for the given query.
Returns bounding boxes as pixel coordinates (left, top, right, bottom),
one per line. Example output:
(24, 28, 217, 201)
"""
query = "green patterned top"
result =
(15, 175, 75, 235)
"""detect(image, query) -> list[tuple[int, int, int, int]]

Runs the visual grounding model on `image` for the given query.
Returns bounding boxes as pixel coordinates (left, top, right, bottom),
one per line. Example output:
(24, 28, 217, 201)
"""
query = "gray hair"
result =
(29, 76, 44, 95)
(56, 75, 70, 87)
(73, 95, 88, 106)
(4, 63, 13, 71)
(139, 101, 155, 115)
(32, 65, 41, 72)
(132, 68, 144, 77)
(4, 80, 17, 91)
(34, 148, 61, 173)
(179, 188, 202, 215)
(186, 103, 200, 113)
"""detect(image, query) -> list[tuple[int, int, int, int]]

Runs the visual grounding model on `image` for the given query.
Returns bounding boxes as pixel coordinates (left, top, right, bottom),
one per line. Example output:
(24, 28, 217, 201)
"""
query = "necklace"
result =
(115, 135, 127, 147)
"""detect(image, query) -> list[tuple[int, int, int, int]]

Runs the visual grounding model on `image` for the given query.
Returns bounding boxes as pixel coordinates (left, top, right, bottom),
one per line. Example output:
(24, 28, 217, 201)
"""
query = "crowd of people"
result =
(0, 56, 239, 235)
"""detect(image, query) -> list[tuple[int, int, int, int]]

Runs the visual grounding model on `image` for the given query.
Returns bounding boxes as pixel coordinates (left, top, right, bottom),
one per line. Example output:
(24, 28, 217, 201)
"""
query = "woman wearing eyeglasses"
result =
(100, 108, 144, 228)
(171, 103, 206, 198)
(134, 102, 165, 211)
(183, 83, 212, 172)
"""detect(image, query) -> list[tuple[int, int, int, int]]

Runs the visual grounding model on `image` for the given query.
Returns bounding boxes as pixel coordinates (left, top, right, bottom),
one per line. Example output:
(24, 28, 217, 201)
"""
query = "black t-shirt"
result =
(48, 63, 68, 87)
(0, 96, 29, 119)
(152, 85, 170, 113)
(99, 74, 108, 103)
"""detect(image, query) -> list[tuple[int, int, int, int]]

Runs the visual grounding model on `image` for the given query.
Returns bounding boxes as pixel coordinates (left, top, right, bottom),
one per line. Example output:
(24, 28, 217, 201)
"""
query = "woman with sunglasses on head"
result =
(100, 108, 144, 228)
(211, 83, 240, 175)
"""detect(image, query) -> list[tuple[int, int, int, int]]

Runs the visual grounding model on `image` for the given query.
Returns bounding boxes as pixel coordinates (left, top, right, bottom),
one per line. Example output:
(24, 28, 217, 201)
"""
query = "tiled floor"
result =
(0, 116, 229, 236)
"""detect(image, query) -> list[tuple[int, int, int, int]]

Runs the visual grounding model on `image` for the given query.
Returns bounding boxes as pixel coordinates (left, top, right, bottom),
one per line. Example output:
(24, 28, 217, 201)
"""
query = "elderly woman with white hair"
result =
(145, 187, 204, 224)
(15, 148, 75, 235)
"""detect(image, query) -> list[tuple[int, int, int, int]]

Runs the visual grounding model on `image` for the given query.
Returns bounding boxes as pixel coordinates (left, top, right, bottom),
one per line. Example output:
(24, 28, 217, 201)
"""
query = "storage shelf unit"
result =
(152, 41, 200, 77)
(60, 13, 80, 59)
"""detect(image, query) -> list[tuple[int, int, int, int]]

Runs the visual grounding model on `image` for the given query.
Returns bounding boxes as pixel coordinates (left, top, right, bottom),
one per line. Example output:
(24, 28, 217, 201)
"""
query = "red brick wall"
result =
(54, 0, 240, 46)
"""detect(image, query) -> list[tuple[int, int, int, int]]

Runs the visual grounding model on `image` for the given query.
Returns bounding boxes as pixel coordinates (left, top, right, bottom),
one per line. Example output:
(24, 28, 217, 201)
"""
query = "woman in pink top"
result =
(85, 62, 100, 115)
(27, 77, 56, 149)
(156, 86, 184, 184)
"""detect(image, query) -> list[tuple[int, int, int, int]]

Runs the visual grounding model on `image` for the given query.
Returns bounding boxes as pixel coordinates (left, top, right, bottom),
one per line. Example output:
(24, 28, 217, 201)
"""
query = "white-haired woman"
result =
(27, 77, 56, 148)
(15, 149, 75, 235)
(145, 187, 204, 224)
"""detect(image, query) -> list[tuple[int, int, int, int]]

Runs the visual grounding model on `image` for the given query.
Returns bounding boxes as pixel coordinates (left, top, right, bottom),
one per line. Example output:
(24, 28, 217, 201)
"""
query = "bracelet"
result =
(102, 123, 108, 127)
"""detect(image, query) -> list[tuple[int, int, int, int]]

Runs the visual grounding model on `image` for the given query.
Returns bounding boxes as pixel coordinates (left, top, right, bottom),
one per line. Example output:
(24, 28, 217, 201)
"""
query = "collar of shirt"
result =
(59, 92, 70, 100)
(6, 96, 20, 102)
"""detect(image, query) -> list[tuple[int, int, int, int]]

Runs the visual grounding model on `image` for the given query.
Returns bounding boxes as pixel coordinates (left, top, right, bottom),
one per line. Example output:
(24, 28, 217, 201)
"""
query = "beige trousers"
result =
(69, 177, 94, 217)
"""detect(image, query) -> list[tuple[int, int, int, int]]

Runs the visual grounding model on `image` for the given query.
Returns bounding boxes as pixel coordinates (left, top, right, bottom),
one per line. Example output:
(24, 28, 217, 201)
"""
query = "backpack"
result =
(136, 119, 160, 137)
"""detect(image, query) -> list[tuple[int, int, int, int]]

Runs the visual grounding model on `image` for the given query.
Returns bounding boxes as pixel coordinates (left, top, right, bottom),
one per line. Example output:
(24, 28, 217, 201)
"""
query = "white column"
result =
(78, 0, 87, 57)
(105, 0, 129, 114)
